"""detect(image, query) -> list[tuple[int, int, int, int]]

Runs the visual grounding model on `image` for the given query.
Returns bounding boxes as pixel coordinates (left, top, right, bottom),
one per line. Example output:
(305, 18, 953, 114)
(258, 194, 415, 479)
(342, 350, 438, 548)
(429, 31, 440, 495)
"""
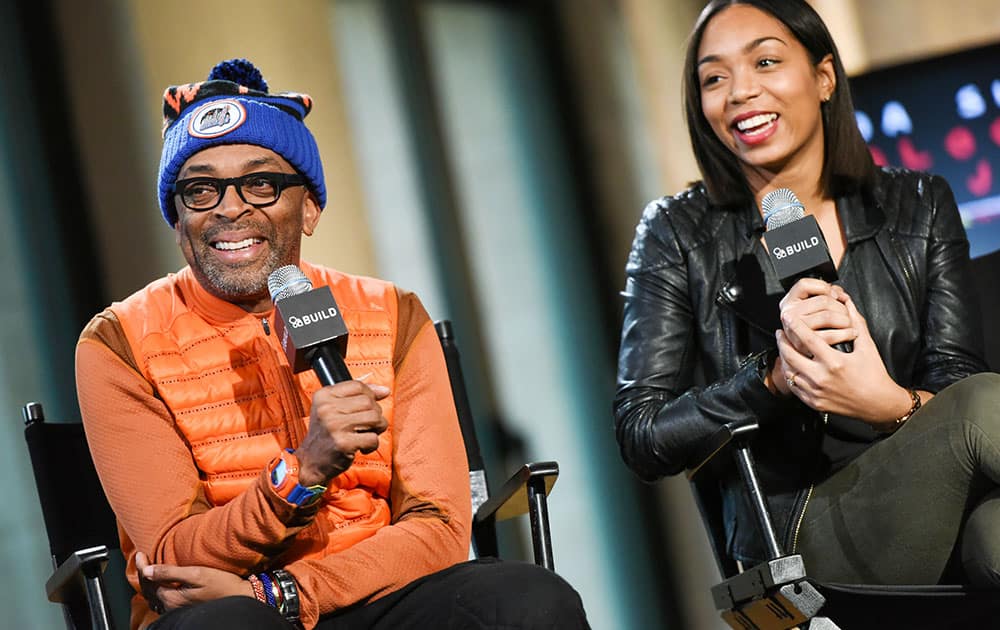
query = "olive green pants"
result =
(797, 372, 1000, 585)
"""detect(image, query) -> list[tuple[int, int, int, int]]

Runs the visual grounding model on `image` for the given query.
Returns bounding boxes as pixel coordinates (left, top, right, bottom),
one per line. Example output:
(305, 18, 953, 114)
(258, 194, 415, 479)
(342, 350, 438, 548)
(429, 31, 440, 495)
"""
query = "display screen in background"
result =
(849, 42, 1000, 258)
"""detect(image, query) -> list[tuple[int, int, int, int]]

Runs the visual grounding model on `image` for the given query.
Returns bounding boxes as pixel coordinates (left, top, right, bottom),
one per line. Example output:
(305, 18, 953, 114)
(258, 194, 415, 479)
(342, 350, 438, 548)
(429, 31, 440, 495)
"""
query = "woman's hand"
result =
(778, 278, 856, 354)
(765, 354, 793, 396)
(775, 279, 914, 423)
(135, 551, 254, 614)
(766, 278, 851, 397)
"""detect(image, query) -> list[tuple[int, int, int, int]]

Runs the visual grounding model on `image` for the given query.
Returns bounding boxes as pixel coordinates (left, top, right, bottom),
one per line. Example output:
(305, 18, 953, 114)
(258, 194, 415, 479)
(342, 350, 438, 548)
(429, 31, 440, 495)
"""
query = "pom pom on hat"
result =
(207, 58, 269, 91)
(157, 58, 325, 227)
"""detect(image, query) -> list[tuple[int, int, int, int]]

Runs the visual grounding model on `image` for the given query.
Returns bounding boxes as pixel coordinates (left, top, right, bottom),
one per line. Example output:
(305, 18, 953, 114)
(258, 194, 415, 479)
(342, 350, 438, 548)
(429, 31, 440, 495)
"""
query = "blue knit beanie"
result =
(157, 59, 326, 227)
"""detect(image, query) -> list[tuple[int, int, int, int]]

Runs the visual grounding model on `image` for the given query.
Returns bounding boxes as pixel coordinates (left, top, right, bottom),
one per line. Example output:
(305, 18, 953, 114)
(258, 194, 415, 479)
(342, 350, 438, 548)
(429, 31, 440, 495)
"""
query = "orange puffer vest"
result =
(110, 261, 397, 558)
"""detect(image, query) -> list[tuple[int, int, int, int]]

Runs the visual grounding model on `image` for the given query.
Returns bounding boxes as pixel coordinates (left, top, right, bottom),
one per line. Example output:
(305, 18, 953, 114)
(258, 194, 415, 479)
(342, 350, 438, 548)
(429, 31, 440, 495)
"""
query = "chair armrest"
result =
(711, 554, 808, 609)
(713, 555, 827, 629)
(46, 545, 110, 603)
(687, 421, 760, 479)
(475, 461, 558, 523)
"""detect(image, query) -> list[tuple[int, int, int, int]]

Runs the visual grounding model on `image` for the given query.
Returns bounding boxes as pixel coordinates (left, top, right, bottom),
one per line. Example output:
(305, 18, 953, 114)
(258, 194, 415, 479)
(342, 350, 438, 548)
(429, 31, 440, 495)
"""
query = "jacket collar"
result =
(837, 185, 886, 244)
(714, 204, 782, 335)
(178, 266, 270, 325)
(719, 184, 885, 335)
(741, 185, 886, 243)
(178, 260, 324, 326)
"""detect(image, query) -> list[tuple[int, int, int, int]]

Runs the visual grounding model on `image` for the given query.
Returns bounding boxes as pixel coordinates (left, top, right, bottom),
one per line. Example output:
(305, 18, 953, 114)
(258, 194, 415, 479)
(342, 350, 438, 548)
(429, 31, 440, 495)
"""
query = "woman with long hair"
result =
(615, 0, 1000, 585)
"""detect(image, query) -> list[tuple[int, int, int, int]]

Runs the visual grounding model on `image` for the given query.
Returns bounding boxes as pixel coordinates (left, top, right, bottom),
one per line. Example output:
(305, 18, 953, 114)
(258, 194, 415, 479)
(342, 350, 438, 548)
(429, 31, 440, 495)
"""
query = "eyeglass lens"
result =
(176, 173, 301, 210)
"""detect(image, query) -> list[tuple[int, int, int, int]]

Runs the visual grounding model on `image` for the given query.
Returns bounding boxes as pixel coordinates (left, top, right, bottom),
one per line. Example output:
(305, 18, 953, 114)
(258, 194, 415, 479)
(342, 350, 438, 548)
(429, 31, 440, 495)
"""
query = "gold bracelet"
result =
(877, 388, 921, 433)
(893, 388, 921, 427)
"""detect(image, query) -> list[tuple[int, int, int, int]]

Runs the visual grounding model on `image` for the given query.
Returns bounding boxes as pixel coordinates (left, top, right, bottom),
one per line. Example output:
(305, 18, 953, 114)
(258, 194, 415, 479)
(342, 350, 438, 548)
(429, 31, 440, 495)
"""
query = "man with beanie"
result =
(75, 59, 588, 630)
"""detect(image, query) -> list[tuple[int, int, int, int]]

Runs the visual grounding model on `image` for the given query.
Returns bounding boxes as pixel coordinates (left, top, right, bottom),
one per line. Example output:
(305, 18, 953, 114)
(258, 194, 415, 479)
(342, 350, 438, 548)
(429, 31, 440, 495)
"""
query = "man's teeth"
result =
(736, 113, 777, 132)
(213, 238, 262, 251)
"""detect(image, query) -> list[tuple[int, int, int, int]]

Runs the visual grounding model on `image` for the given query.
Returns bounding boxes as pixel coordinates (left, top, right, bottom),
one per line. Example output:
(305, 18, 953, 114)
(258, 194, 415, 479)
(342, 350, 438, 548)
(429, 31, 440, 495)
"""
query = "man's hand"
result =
(135, 551, 253, 614)
(296, 380, 390, 487)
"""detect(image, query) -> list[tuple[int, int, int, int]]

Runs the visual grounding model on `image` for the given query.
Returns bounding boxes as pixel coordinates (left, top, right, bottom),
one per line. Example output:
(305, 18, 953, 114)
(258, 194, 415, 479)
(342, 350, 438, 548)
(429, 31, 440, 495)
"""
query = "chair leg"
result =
(806, 617, 841, 629)
(84, 573, 114, 630)
(527, 476, 554, 570)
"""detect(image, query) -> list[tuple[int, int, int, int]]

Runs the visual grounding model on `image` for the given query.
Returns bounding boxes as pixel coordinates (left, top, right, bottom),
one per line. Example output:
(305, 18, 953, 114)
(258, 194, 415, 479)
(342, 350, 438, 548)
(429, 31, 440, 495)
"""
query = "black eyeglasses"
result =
(172, 172, 305, 211)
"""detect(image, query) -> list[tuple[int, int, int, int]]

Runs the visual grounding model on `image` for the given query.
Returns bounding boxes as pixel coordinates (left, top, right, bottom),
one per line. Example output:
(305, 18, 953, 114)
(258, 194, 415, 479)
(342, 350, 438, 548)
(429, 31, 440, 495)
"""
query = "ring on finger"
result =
(786, 373, 797, 388)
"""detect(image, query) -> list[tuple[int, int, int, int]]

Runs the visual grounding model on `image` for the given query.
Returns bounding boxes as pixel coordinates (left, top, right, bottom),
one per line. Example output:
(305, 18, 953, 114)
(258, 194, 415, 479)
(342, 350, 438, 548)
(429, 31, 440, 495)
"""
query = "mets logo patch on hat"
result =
(188, 99, 247, 138)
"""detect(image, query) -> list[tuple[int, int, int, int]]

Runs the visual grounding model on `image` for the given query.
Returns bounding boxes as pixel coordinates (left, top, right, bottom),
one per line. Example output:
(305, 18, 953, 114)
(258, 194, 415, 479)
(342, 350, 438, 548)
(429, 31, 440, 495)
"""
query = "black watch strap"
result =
(271, 568, 300, 623)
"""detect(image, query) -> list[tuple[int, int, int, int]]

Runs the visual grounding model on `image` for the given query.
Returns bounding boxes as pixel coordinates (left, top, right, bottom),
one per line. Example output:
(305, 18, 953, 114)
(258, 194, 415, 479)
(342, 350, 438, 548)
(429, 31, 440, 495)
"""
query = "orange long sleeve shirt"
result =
(75, 274, 471, 629)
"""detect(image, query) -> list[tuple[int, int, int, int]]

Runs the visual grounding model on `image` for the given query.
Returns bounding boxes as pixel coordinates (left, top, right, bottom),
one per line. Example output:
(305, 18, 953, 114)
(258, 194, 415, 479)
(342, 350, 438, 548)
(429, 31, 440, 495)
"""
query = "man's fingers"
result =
(143, 563, 200, 585)
(356, 434, 383, 455)
(345, 421, 386, 449)
(323, 380, 391, 400)
(332, 407, 387, 436)
(315, 384, 390, 411)
(317, 395, 379, 415)
(156, 586, 193, 612)
(354, 412, 388, 434)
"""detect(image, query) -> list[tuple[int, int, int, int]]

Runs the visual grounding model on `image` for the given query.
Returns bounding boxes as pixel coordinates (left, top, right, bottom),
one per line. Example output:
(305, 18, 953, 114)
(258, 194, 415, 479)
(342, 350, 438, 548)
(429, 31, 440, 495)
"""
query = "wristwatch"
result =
(271, 568, 301, 622)
(268, 450, 327, 507)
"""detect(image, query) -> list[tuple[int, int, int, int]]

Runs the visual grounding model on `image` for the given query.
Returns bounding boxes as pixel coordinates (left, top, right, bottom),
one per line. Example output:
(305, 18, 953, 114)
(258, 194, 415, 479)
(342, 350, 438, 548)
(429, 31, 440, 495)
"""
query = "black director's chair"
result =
(23, 401, 126, 630)
(24, 320, 559, 629)
(689, 420, 1000, 630)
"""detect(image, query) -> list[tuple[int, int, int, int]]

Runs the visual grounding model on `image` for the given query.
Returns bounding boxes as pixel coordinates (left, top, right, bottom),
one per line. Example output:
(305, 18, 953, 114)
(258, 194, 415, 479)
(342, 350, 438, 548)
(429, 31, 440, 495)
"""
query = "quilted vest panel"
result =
(110, 262, 397, 557)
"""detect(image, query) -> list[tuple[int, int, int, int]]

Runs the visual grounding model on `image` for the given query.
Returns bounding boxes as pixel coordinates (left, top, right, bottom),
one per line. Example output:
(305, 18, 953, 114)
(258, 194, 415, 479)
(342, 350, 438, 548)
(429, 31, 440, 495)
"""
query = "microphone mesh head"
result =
(762, 188, 806, 230)
(268, 265, 313, 303)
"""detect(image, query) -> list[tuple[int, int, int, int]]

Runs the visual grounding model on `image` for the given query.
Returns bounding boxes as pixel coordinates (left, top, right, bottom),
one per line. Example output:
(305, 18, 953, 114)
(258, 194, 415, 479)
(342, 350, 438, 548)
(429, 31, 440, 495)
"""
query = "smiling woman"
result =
(614, 0, 1000, 590)
(695, 5, 833, 192)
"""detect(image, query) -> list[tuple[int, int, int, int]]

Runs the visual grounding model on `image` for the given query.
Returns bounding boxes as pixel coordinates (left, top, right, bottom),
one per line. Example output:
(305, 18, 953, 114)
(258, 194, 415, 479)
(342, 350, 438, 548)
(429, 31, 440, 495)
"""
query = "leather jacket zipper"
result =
(790, 412, 827, 553)
(790, 483, 814, 553)
(888, 234, 918, 305)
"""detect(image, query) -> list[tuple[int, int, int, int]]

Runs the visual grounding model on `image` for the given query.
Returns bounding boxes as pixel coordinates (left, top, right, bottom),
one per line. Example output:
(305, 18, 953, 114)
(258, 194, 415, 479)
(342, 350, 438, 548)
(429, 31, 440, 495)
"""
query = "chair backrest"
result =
(23, 401, 133, 629)
(689, 469, 740, 578)
(971, 250, 1000, 371)
(23, 402, 119, 565)
(434, 320, 500, 559)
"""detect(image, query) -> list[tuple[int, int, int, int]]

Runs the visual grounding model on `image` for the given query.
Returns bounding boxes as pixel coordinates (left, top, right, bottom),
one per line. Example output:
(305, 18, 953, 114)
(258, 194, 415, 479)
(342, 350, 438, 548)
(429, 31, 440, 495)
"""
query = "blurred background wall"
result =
(1, 0, 998, 628)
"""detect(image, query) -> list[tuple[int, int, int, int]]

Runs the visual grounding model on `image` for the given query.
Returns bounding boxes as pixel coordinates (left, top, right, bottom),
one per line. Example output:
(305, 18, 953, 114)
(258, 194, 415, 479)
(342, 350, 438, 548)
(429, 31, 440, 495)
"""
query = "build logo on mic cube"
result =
(272, 286, 349, 373)
(764, 214, 837, 289)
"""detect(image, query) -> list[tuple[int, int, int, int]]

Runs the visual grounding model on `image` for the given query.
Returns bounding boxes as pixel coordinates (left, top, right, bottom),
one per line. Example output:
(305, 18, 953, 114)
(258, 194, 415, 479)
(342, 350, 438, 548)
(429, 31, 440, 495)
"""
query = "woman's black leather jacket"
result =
(614, 167, 987, 563)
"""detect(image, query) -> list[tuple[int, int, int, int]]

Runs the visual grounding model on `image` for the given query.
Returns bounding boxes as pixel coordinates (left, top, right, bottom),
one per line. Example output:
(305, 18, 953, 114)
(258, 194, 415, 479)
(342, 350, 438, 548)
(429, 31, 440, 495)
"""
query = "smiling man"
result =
(75, 59, 588, 630)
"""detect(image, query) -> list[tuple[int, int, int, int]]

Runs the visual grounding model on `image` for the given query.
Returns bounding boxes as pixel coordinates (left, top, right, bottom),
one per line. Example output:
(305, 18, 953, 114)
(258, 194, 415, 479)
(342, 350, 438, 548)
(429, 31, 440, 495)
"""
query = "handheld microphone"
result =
(268, 265, 352, 385)
(762, 188, 852, 353)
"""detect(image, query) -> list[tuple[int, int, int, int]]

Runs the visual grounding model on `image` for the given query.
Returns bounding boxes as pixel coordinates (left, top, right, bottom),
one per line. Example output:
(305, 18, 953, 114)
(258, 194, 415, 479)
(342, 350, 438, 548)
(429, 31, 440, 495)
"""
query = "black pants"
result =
(149, 558, 590, 630)
(798, 372, 1000, 585)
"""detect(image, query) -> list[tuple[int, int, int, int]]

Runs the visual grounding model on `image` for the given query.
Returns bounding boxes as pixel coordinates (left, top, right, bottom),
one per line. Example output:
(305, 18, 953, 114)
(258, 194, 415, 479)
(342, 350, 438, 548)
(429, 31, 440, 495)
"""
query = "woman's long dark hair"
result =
(682, 0, 876, 206)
